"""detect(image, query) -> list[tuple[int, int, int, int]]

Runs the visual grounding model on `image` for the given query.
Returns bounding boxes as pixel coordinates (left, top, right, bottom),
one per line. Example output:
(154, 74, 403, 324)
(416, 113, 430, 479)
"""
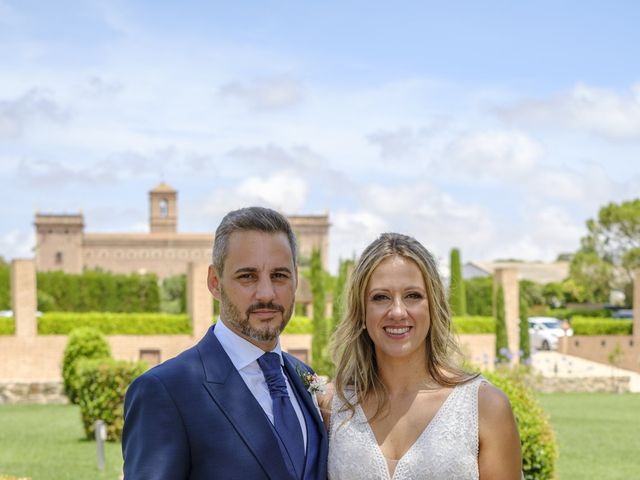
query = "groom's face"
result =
(207, 230, 297, 351)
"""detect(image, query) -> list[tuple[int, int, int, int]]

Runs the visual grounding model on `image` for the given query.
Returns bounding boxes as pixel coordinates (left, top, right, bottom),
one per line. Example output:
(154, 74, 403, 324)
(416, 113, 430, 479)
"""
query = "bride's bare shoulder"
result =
(316, 382, 335, 427)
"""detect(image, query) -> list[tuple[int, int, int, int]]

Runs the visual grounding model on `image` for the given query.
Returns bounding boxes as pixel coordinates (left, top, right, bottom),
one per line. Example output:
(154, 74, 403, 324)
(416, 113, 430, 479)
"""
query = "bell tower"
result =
(149, 182, 177, 233)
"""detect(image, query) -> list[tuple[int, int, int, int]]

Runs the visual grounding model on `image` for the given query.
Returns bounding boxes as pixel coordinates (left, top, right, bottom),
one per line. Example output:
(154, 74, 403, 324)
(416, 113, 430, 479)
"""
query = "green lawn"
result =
(0, 404, 123, 480)
(538, 393, 640, 480)
(2, 394, 639, 479)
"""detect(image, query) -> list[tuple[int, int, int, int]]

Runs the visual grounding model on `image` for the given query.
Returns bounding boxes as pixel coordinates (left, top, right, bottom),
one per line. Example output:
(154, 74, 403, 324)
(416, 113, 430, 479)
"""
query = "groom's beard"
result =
(219, 287, 294, 342)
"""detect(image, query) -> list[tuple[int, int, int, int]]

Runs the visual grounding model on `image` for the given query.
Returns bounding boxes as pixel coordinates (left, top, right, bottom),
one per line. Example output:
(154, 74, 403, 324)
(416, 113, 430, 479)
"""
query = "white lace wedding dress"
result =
(328, 377, 486, 480)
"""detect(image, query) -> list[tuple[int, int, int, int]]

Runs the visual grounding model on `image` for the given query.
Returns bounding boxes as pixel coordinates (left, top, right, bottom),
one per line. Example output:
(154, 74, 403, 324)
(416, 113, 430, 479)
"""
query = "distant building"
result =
(463, 260, 569, 284)
(34, 182, 330, 278)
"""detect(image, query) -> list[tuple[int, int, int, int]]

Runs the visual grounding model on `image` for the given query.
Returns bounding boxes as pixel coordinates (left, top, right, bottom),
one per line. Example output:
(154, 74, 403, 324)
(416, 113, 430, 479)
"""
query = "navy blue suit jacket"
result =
(122, 325, 328, 480)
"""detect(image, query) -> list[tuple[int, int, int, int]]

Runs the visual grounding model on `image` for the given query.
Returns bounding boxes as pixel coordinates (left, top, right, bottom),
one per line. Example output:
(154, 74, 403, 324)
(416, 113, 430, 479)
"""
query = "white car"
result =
(528, 316, 573, 351)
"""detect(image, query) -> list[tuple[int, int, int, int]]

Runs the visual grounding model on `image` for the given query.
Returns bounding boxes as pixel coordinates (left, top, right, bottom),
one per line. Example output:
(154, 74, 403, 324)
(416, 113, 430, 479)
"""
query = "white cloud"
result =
(195, 171, 308, 221)
(218, 77, 304, 111)
(0, 229, 34, 260)
(0, 88, 70, 138)
(499, 83, 640, 141)
(236, 171, 307, 213)
(446, 129, 543, 179)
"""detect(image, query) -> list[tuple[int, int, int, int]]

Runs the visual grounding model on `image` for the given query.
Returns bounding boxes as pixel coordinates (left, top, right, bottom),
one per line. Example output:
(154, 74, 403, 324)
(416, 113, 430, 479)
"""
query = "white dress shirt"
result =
(214, 317, 307, 447)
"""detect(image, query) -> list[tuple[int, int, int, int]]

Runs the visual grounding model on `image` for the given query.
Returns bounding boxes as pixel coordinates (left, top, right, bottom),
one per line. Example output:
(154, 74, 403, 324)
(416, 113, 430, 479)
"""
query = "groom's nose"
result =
(255, 276, 276, 303)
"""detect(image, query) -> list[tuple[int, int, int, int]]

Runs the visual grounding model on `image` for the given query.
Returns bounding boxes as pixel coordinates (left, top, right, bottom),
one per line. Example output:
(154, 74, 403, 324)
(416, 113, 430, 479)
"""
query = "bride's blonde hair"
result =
(330, 232, 475, 420)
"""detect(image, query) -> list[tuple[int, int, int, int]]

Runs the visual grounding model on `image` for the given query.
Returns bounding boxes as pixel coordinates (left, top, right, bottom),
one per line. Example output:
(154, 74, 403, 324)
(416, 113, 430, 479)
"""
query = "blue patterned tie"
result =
(257, 352, 305, 478)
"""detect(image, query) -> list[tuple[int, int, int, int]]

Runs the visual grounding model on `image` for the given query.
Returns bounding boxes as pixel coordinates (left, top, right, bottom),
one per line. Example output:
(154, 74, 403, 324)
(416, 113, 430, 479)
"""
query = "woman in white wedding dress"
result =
(318, 233, 522, 480)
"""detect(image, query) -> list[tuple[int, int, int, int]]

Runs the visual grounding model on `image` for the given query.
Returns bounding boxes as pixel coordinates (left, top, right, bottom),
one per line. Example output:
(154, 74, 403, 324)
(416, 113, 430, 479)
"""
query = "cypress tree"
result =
(519, 286, 531, 364)
(331, 258, 353, 333)
(449, 248, 466, 316)
(310, 248, 329, 374)
(494, 286, 509, 364)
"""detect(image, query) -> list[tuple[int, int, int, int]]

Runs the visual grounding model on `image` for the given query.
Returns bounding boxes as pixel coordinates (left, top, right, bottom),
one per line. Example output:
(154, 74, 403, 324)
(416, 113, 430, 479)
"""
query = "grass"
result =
(538, 393, 640, 480)
(0, 404, 123, 480)
(2, 394, 639, 479)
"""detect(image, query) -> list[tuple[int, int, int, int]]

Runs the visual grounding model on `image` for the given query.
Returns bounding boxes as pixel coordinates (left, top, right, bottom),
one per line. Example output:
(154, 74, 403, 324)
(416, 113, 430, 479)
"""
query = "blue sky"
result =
(1, 1, 639, 272)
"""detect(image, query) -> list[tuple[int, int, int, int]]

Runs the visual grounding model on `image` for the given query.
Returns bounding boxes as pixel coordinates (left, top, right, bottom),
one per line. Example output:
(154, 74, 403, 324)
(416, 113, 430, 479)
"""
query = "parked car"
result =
(528, 316, 573, 351)
(612, 309, 633, 319)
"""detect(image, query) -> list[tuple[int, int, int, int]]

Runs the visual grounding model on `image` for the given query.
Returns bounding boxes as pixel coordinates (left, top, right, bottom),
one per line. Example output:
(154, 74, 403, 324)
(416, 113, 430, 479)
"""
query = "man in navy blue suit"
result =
(122, 207, 328, 479)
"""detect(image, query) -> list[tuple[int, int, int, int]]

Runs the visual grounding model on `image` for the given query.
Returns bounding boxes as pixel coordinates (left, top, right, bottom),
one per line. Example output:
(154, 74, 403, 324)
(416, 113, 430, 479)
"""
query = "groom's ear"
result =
(207, 264, 222, 301)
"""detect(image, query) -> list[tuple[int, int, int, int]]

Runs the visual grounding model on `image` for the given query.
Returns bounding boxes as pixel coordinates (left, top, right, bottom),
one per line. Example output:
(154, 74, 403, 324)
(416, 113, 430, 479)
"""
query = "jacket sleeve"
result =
(122, 372, 190, 480)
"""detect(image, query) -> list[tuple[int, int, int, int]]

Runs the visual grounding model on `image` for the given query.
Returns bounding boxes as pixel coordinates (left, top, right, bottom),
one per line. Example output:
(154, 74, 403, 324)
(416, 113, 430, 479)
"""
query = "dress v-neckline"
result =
(356, 383, 461, 480)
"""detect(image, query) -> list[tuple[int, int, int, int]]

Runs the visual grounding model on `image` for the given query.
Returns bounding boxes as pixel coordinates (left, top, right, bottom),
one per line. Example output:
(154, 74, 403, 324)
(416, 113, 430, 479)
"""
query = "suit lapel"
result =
(198, 327, 293, 480)
(283, 355, 328, 444)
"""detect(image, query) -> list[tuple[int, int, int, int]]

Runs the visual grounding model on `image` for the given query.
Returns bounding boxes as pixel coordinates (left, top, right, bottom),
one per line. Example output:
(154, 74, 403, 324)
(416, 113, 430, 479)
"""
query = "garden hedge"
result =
(0, 265, 9, 310)
(0, 317, 14, 335)
(75, 358, 147, 441)
(571, 316, 633, 335)
(62, 328, 112, 404)
(452, 316, 495, 334)
(39, 312, 191, 335)
(36, 270, 160, 312)
(484, 369, 557, 480)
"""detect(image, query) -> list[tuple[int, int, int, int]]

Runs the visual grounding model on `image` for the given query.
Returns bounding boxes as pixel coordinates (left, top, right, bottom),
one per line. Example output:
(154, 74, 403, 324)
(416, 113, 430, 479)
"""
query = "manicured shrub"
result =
(283, 316, 313, 334)
(75, 358, 147, 441)
(571, 316, 633, 335)
(483, 369, 557, 480)
(62, 328, 112, 404)
(160, 274, 187, 314)
(36, 270, 160, 312)
(0, 317, 14, 335)
(545, 308, 611, 319)
(39, 312, 191, 335)
(452, 316, 495, 334)
(0, 264, 10, 310)
(465, 276, 493, 316)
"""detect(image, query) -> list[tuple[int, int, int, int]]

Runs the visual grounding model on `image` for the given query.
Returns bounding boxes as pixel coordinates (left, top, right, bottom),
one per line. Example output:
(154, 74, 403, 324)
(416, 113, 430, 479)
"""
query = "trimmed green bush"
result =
(464, 276, 493, 316)
(571, 316, 633, 335)
(36, 270, 160, 312)
(0, 317, 14, 335)
(62, 328, 112, 405)
(283, 316, 313, 334)
(160, 274, 187, 314)
(75, 358, 147, 441)
(545, 308, 611, 319)
(39, 312, 191, 335)
(484, 369, 557, 480)
(0, 264, 10, 310)
(452, 316, 495, 334)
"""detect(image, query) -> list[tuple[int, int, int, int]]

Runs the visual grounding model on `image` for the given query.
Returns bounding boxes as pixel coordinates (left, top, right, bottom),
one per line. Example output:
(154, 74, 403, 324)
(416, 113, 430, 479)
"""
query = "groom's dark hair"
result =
(212, 206, 297, 276)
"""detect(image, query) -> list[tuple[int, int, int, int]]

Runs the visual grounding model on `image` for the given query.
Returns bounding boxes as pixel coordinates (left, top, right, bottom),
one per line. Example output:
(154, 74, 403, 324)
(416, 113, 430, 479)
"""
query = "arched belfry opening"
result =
(149, 182, 177, 233)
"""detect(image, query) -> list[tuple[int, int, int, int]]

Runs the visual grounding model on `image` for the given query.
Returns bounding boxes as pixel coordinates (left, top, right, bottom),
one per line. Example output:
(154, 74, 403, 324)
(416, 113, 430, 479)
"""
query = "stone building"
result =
(34, 182, 330, 278)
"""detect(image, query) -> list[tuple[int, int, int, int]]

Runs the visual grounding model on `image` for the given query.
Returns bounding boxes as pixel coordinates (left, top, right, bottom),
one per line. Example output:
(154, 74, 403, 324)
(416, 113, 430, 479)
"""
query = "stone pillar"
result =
(494, 268, 520, 365)
(11, 259, 37, 338)
(187, 262, 213, 340)
(633, 271, 640, 347)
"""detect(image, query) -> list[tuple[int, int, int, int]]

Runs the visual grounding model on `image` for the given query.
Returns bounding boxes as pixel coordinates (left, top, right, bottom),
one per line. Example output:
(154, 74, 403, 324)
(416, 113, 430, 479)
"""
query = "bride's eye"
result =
(371, 293, 389, 302)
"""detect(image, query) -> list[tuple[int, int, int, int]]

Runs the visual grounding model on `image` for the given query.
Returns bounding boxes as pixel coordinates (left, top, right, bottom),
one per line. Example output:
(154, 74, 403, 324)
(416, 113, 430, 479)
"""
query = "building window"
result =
(159, 198, 168, 218)
(140, 349, 161, 366)
(55, 252, 63, 265)
(287, 349, 309, 364)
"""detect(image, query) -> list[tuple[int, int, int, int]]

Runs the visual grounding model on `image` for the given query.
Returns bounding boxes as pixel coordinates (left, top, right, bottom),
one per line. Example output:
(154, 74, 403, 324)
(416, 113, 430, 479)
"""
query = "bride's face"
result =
(364, 255, 430, 362)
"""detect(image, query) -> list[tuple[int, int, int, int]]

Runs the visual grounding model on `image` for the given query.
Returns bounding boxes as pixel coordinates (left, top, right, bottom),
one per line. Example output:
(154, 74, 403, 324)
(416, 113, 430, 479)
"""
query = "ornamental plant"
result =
(483, 369, 557, 480)
(62, 327, 112, 404)
(75, 358, 147, 441)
